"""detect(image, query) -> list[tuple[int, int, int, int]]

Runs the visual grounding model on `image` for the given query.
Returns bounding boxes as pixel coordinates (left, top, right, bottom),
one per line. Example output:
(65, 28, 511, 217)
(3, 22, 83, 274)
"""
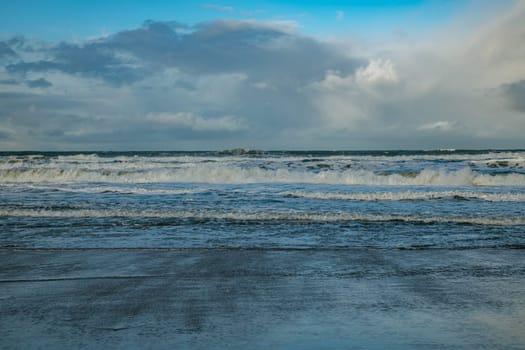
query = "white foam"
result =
(1, 208, 523, 226)
(52, 186, 207, 195)
(0, 165, 524, 186)
(2, 151, 525, 165)
(1, 151, 525, 187)
(470, 157, 525, 169)
(282, 190, 525, 202)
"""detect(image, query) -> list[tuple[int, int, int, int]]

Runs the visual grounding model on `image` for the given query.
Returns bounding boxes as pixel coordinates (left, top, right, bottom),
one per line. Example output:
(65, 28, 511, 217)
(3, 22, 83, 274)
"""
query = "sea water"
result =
(1, 149, 524, 249)
(1, 150, 525, 349)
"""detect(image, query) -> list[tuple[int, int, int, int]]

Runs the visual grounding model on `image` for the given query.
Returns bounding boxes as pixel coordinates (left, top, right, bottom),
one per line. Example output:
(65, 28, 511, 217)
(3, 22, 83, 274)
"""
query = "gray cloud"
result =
(0, 92, 81, 112)
(105, 20, 360, 83)
(1, 8, 524, 150)
(6, 20, 359, 86)
(0, 129, 13, 140)
(26, 78, 52, 88)
(0, 42, 17, 58)
(7, 39, 145, 85)
(0, 79, 19, 85)
(501, 80, 525, 112)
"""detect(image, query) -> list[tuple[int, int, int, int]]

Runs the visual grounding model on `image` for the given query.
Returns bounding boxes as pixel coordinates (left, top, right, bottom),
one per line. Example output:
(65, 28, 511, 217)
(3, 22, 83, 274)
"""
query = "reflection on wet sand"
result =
(1, 248, 524, 349)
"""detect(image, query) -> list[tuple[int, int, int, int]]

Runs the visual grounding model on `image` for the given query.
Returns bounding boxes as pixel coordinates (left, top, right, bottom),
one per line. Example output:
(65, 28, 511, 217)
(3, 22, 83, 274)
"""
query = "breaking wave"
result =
(282, 190, 525, 202)
(1, 208, 523, 226)
(19, 185, 209, 195)
(0, 166, 524, 186)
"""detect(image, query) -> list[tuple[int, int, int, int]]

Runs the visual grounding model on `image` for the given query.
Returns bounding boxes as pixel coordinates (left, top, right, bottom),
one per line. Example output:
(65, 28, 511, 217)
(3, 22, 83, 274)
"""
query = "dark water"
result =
(1, 149, 524, 249)
(1, 150, 524, 348)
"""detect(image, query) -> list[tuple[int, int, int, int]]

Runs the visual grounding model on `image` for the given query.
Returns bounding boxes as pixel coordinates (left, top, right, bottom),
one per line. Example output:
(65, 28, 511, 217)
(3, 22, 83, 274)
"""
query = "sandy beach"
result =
(2, 248, 524, 349)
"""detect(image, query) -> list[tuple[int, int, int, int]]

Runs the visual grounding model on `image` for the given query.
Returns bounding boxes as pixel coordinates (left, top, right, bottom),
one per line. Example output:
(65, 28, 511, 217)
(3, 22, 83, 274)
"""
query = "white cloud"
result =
(459, 1, 525, 88)
(355, 59, 398, 86)
(146, 112, 246, 132)
(311, 70, 352, 90)
(313, 59, 399, 91)
(252, 81, 270, 89)
(419, 121, 458, 131)
(308, 59, 401, 129)
(309, 71, 368, 128)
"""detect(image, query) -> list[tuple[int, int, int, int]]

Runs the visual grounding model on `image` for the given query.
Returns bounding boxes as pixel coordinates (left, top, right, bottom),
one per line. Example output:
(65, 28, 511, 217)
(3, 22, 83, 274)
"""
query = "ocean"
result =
(1, 149, 525, 349)
(1, 149, 524, 249)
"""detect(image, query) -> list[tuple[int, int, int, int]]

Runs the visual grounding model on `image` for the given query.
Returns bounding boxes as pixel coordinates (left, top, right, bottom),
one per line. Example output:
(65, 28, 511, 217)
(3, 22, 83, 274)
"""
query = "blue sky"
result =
(2, 0, 461, 40)
(0, 0, 523, 150)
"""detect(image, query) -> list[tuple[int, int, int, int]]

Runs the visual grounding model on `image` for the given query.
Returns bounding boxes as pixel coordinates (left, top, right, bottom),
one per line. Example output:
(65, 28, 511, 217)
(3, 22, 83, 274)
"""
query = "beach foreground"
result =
(1, 151, 524, 348)
(1, 248, 524, 349)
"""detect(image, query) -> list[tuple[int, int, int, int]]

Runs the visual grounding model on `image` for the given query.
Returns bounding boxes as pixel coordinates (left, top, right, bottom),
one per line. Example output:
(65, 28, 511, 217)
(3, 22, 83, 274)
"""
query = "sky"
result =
(0, 0, 524, 150)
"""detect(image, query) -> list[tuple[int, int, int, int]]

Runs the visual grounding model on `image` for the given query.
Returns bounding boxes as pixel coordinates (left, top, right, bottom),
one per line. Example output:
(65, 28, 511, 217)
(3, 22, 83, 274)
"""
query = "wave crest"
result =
(282, 190, 525, 202)
(0, 166, 524, 186)
(1, 208, 523, 226)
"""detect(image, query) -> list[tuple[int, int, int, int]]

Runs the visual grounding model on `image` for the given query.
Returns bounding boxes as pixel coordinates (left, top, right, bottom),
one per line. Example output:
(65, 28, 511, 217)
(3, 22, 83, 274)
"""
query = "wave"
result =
(2, 151, 525, 167)
(0, 166, 524, 186)
(1, 208, 523, 226)
(282, 190, 525, 202)
(17, 185, 209, 195)
(470, 157, 525, 169)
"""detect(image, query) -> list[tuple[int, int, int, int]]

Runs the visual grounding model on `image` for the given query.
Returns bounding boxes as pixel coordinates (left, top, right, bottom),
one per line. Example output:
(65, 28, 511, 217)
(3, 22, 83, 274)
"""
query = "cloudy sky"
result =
(0, 0, 524, 150)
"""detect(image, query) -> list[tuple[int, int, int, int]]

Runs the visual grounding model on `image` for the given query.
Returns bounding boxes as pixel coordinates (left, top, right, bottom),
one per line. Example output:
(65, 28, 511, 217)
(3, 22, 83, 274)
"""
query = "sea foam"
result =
(282, 190, 525, 202)
(1, 207, 523, 226)
(0, 166, 524, 186)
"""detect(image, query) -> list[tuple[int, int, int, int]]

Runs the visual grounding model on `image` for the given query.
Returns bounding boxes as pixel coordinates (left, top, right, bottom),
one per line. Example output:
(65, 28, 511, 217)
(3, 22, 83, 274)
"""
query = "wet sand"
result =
(1, 248, 524, 349)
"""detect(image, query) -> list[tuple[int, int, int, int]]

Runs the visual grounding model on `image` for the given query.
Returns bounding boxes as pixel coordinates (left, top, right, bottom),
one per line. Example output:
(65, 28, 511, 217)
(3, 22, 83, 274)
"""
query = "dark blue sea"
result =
(1, 150, 524, 349)
(1, 149, 524, 249)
